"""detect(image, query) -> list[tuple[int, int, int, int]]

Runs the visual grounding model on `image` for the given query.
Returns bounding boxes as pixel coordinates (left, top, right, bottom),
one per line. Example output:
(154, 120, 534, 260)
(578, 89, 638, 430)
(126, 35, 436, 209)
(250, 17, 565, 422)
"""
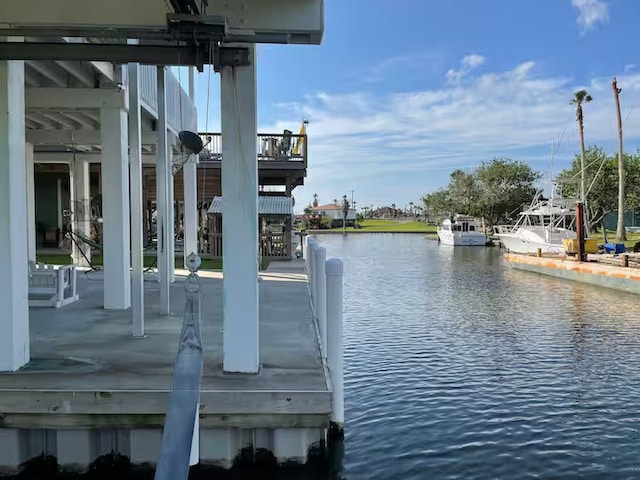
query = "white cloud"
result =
(265, 56, 640, 210)
(571, 0, 609, 33)
(445, 54, 486, 84)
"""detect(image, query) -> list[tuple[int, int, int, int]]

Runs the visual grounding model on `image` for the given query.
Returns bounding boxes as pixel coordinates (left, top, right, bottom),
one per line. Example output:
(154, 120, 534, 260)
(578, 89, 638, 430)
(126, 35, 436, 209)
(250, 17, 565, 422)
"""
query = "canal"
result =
(320, 233, 640, 479)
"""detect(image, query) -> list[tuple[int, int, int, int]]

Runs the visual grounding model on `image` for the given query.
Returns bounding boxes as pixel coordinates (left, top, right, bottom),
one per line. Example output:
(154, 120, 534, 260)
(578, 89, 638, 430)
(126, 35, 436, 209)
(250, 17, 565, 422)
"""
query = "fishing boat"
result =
(437, 215, 487, 246)
(493, 186, 579, 254)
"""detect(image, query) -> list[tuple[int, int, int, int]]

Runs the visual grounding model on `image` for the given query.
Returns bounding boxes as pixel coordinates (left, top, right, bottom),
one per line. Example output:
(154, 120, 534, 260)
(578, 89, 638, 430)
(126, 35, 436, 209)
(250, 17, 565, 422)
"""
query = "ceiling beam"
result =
(55, 61, 95, 87)
(34, 152, 159, 164)
(26, 61, 68, 87)
(39, 112, 78, 129)
(26, 87, 128, 110)
(27, 129, 158, 145)
(0, 42, 211, 70)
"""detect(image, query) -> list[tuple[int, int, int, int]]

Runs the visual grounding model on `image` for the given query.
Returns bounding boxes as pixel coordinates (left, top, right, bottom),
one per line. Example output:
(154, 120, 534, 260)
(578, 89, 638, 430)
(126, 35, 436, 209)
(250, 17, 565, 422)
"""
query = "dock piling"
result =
(326, 258, 344, 432)
(314, 245, 327, 358)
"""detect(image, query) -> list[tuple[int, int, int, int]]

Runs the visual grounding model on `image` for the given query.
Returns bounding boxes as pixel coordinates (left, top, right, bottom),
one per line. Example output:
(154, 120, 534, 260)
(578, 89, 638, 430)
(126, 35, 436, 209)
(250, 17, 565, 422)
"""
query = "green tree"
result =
(422, 189, 453, 222)
(448, 169, 479, 217)
(560, 146, 640, 234)
(473, 158, 541, 226)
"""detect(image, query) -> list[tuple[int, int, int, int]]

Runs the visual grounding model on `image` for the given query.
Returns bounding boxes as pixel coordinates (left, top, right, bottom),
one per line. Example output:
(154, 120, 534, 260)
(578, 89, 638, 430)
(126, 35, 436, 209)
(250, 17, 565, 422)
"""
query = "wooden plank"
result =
(0, 413, 329, 429)
(0, 390, 331, 415)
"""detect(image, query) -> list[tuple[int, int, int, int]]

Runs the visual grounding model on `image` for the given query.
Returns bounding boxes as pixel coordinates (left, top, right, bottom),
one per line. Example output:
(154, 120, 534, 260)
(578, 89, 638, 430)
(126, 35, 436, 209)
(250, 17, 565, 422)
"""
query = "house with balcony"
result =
(0, 2, 334, 472)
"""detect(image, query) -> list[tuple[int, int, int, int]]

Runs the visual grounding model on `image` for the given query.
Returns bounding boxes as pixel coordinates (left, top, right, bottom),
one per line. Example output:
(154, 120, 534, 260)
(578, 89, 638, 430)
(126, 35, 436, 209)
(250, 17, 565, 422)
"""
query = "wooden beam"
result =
(0, 413, 329, 429)
(27, 129, 157, 145)
(26, 87, 128, 110)
(0, 389, 332, 415)
(56, 61, 95, 87)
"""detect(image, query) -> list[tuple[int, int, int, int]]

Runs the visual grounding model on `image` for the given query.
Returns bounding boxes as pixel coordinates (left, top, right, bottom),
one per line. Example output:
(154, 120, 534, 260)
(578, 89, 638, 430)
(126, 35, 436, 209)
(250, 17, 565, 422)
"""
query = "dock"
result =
(504, 252, 640, 295)
(0, 260, 333, 472)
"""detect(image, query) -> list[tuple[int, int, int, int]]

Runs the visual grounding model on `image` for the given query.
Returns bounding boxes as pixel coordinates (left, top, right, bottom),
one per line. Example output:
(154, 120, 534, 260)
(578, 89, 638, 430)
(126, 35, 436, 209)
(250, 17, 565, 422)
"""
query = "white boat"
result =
(437, 215, 487, 246)
(493, 187, 578, 254)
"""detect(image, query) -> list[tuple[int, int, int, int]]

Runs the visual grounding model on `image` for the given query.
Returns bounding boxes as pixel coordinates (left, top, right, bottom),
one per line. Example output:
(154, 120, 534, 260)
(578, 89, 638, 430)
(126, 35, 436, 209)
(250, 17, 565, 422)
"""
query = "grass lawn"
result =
(310, 219, 437, 234)
(35, 254, 223, 270)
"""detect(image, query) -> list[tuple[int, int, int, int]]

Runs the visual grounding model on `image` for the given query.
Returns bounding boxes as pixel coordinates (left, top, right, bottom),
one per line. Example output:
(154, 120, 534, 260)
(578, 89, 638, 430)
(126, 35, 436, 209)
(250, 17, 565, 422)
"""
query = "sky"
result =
(190, 0, 640, 213)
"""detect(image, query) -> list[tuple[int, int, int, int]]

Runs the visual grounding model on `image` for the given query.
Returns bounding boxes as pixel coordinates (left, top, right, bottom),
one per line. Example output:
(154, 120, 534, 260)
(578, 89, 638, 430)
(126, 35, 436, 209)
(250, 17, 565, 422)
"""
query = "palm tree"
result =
(570, 90, 593, 208)
(391, 203, 396, 218)
(312, 193, 318, 208)
(409, 201, 415, 218)
(333, 198, 338, 205)
(612, 77, 626, 241)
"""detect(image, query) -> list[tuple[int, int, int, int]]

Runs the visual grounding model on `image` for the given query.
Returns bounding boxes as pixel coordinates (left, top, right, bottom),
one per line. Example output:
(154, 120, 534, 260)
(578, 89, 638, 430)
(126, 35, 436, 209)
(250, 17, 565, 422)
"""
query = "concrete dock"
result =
(0, 260, 331, 472)
(504, 253, 640, 295)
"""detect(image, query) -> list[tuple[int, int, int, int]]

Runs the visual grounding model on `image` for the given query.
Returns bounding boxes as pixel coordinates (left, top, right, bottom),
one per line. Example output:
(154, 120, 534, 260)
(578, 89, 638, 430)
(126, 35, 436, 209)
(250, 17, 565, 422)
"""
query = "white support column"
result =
(156, 66, 171, 314)
(129, 62, 145, 336)
(0, 57, 30, 371)
(25, 142, 36, 263)
(221, 44, 259, 374)
(70, 158, 91, 267)
(183, 66, 198, 268)
(100, 107, 131, 310)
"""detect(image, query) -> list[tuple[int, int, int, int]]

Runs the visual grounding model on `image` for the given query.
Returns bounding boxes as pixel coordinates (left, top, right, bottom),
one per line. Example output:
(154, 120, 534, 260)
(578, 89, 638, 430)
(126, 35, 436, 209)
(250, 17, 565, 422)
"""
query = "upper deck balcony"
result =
(197, 131, 308, 186)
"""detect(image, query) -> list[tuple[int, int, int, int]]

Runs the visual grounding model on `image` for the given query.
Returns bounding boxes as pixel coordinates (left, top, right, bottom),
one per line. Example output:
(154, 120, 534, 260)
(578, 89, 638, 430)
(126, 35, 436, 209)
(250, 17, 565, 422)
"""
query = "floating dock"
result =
(504, 252, 640, 295)
(0, 260, 335, 474)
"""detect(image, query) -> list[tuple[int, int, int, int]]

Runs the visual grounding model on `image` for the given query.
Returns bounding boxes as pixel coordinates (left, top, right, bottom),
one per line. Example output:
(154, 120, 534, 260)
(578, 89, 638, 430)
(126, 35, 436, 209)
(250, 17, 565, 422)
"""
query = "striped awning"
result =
(207, 196, 293, 215)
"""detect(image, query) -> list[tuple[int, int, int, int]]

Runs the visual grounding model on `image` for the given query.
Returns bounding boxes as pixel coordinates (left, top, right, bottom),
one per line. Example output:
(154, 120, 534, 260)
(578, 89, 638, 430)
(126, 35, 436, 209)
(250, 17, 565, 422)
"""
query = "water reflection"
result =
(319, 233, 640, 480)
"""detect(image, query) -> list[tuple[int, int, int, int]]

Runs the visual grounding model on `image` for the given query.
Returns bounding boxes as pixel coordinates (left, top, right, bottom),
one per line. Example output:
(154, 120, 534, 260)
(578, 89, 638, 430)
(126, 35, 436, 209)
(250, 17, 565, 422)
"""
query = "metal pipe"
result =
(154, 254, 203, 480)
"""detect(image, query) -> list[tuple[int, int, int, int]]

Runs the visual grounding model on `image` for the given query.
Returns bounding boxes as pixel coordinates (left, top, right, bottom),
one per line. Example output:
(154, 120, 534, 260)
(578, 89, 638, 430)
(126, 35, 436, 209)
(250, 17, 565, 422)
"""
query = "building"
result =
(0, 1, 336, 472)
(309, 203, 356, 227)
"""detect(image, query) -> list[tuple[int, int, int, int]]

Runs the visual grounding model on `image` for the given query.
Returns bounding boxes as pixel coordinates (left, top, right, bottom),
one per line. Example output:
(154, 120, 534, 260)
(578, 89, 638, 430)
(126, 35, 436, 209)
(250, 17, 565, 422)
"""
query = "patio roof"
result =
(207, 195, 293, 215)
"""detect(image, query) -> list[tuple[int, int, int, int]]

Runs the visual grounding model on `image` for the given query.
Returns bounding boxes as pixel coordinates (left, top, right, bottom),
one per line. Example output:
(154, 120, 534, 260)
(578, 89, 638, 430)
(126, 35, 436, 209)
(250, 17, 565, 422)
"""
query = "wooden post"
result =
(575, 201, 585, 262)
(536, 247, 542, 258)
(623, 254, 629, 267)
(326, 258, 344, 433)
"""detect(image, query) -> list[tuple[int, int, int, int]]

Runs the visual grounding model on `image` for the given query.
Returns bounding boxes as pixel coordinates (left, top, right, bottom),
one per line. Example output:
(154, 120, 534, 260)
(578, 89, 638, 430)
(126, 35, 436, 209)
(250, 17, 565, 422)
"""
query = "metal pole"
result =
(155, 253, 203, 480)
(576, 202, 585, 262)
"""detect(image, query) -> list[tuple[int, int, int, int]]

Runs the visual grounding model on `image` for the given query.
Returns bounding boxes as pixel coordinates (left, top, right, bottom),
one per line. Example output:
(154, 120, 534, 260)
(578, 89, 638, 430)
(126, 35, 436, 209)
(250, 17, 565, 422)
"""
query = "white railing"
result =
(140, 66, 197, 134)
(304, 236, 344, 427)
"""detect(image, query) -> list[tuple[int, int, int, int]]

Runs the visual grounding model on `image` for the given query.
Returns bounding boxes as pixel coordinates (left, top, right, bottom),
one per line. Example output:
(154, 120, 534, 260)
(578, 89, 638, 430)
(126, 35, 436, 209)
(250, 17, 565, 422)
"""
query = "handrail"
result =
(198, 132, 308, 168)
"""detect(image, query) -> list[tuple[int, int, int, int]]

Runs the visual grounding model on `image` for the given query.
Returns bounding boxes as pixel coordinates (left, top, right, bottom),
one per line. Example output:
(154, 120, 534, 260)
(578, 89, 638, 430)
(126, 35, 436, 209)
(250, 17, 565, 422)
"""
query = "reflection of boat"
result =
(494, 186, 578, 254)
(437, 215, 487, 246)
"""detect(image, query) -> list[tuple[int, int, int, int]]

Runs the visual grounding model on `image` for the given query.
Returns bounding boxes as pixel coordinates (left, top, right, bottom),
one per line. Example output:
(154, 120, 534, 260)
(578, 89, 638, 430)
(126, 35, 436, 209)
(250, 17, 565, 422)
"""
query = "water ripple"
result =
(318, 234, 640, 480)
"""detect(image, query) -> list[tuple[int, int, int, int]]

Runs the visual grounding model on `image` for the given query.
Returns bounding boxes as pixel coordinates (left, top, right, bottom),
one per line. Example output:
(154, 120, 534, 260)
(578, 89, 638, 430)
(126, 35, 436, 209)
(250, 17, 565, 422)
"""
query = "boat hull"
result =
(496, 233, 566, 254)
(437, 231, 487, 246)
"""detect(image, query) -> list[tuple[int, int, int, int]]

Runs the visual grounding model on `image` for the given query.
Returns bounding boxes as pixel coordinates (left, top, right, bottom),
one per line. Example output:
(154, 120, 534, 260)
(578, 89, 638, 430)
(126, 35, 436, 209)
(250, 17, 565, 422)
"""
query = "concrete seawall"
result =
(504, 253, 640, 295)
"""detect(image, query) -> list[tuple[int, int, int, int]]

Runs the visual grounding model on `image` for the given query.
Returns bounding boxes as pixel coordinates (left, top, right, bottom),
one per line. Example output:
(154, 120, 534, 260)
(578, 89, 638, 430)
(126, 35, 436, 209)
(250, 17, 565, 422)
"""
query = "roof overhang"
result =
(208, 195, 293, 216)
(0, 0, 323, 69)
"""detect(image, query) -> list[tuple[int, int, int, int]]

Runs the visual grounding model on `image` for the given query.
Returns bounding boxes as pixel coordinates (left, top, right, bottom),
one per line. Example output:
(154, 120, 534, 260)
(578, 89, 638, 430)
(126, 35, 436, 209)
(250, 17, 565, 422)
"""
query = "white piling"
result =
(307, 238, 316, 301)
(314, 246, 327, 357)
(326, 258, 344, 426)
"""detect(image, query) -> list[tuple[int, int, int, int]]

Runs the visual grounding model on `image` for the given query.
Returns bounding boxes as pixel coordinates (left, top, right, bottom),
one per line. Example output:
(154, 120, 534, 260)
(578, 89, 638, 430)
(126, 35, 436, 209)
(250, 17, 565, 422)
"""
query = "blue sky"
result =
(192, 0, 640, 213)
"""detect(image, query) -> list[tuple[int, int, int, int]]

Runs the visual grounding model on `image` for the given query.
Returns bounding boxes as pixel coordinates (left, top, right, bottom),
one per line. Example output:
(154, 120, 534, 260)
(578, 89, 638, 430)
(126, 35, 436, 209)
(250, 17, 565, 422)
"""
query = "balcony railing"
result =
(198, 132, 307, 168)
(199, 232, 291, 259)
(139, 66, 197, 134)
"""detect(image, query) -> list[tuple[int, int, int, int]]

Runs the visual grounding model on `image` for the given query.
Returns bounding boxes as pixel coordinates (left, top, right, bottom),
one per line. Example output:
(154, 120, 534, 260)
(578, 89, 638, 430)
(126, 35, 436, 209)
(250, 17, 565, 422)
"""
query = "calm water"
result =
(319, 233, 640, 480)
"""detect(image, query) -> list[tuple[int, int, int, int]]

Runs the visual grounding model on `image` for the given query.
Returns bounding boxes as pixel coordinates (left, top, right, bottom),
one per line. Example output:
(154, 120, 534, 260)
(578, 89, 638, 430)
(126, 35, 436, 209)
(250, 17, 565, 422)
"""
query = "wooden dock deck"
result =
(0, 260, 330, 470)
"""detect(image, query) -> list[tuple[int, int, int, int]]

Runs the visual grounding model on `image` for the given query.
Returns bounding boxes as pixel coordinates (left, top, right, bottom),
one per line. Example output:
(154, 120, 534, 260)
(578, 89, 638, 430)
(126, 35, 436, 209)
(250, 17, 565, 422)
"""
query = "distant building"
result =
(309, 203, 356, 227)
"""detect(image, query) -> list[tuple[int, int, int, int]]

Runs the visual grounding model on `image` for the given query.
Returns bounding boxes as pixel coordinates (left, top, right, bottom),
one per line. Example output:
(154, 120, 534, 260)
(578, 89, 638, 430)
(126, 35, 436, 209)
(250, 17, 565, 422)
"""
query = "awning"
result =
(207, 195, 293, 215)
